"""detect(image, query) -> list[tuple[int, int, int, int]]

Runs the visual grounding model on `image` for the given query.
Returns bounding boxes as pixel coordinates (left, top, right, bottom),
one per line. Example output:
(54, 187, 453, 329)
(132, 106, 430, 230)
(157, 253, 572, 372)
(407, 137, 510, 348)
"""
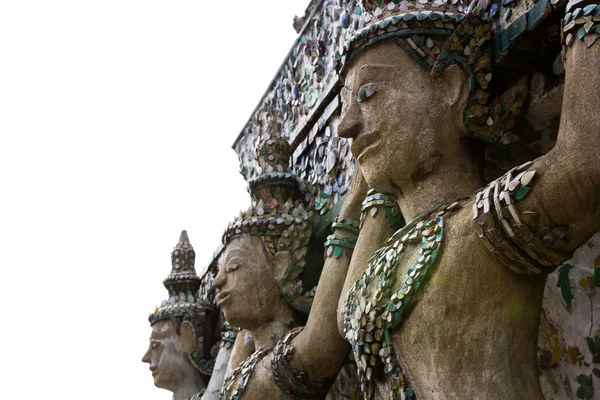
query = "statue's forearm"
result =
(336, 193, 400, 335)
(201, 347, 232, 400)
(286, 170, 371, 381)
(559, 9, 600, 150)
(290, 226, 356, 381)
(290, 214, 395, 382)
(520, 36, 600, 251)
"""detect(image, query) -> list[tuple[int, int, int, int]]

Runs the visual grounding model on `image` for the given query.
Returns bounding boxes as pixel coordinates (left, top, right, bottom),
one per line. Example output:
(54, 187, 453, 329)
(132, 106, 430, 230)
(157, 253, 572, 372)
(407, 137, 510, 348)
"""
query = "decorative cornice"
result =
(234, 0, 362, 182)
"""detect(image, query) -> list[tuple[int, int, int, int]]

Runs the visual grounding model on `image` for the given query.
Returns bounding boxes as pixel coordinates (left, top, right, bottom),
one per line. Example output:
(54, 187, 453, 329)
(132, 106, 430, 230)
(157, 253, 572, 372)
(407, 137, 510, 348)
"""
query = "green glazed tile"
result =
(513, 186, 531, 200)
(500, 30, 509, 51)
(507, 14, 527, 41)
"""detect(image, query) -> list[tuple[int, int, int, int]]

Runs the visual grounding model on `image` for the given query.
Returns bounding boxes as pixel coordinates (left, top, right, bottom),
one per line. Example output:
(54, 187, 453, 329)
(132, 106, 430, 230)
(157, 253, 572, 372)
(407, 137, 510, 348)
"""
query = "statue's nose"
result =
(212, 266, 226, 291)
(142, 347, 151, 364)
(338, 99, 363, 140)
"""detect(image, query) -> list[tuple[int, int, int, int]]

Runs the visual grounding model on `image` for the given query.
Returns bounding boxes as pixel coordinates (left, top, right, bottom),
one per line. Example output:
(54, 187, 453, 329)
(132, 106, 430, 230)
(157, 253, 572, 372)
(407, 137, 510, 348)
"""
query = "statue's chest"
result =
(342, 200, 464, 400)
(220, 347, 272, 400)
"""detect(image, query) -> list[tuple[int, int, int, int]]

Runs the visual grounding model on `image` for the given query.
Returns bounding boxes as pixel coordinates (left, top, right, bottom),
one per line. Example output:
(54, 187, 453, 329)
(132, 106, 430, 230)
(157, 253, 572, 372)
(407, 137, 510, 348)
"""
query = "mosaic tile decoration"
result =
(212, 0, 599, 398)
(234, 0, 362, 183)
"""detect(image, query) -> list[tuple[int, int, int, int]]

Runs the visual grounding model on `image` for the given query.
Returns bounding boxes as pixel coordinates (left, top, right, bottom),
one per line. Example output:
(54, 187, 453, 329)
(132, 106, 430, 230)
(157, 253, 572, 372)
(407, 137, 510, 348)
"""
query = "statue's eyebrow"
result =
(357, 64, 397, 81)
(224, 247, 252, 264)
(224, 255, 247, 266)
(359, 64, 397, 70)
(150, 328, 172, 340)
(229, 245, 253, 256)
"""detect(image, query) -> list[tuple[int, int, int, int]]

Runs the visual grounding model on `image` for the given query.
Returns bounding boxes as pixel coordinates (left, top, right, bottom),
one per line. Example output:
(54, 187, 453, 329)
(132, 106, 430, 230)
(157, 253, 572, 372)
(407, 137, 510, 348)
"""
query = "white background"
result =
(0, 1, 308, 398)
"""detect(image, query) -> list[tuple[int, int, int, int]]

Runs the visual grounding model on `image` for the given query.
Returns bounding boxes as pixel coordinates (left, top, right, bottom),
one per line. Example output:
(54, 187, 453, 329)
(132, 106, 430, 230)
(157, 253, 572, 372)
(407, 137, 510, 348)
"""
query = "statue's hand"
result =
(340, 167, 369, 219)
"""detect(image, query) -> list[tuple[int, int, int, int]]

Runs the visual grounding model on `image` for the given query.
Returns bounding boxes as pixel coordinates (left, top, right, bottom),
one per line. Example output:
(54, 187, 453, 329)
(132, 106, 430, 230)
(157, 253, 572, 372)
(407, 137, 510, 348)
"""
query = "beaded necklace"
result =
(219, 346, 272, 400)
(343, 199, 466, 400)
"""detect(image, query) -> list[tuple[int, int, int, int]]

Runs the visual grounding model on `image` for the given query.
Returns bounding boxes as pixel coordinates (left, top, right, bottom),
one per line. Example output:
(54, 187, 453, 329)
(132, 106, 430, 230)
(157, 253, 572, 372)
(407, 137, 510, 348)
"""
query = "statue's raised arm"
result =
(330, 0, 600, 399)
(510, 1, 600, 254)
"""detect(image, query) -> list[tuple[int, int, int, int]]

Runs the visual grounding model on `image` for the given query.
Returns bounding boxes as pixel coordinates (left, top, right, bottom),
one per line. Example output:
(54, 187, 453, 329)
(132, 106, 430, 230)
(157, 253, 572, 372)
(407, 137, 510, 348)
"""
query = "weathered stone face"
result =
(213, 235, 291, 331)
(338, 37, 470, 195)
(142, 320, 198, 392)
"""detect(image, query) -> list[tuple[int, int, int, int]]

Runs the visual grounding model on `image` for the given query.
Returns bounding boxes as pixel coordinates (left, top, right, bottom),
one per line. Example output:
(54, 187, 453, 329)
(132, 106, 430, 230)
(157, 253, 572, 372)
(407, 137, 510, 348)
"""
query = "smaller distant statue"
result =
(143, 231, 218, 400)
(211, 126, 370, 400)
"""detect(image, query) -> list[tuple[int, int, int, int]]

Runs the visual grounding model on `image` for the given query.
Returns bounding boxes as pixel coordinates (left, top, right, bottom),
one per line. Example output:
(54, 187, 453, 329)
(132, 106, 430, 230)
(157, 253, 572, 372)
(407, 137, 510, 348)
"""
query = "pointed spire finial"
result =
(178, 230, 190, 248)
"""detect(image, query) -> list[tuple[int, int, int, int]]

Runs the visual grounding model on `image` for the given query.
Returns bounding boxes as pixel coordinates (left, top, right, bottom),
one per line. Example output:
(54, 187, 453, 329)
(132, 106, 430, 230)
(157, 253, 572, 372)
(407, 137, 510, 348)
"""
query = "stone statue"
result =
(332, 0, 600, 399)
(192, 251, 242, 400)
(157, 1, 600, 398)
(212, 130, 370, 399)
(143, 231, 218, 400)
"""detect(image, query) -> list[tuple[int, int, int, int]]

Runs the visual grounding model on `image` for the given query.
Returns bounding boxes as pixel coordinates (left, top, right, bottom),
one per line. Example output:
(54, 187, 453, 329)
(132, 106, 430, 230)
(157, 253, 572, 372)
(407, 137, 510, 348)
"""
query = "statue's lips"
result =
(351, 132, 381, 161)
(218, 291, 232, 305)
(150, 367, 157, 376)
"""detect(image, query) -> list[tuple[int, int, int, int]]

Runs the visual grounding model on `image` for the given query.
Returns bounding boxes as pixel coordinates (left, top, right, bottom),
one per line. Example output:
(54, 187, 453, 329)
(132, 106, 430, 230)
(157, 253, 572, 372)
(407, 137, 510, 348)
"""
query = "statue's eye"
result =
(151, 343, 158, 349)
(226, 264, 240, 273)
(357, 88, 376, 103)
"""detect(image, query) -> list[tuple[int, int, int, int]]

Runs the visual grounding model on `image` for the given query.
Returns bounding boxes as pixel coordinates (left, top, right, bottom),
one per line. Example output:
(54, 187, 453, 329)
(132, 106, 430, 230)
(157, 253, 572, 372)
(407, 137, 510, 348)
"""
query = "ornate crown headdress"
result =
(335, 0, 528, 145)
(223, 124, 315, 314)
(149, 231, 217, 375)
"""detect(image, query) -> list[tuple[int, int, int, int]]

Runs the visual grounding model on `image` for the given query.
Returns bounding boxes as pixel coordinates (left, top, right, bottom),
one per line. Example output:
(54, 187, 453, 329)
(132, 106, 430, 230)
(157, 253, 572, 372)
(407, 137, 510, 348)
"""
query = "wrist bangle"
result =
(271, 327, 333, 399)
(325, 233, 358, 259)
(361, 192, 403, 229)
(219, 322, 238, 350)
(332, 215, 361, 234)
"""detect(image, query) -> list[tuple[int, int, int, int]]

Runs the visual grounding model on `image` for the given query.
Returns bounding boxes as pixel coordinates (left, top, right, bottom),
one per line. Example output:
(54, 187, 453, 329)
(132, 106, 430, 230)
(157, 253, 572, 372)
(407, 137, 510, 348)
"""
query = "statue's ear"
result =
(179, 321, 196, 354)
(440, 64, 470, 133)
(272, 250, 292, 284)
(443, 64, 470, 108)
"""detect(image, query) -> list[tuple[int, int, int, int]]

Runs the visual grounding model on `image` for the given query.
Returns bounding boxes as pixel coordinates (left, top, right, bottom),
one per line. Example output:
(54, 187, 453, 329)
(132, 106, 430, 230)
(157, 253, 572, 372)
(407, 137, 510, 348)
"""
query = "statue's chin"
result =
(222, 309, 260, 332)
(222, 310, 242, 329)
(153, 376, 162, 388)
(152, 373, 170, 391)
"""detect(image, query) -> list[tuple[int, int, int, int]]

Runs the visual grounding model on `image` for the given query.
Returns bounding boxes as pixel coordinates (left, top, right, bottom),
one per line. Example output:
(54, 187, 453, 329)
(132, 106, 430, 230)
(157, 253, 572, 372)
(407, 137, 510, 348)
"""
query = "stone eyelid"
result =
(226, 263, 240, 273)
(357, 88, 376, 103)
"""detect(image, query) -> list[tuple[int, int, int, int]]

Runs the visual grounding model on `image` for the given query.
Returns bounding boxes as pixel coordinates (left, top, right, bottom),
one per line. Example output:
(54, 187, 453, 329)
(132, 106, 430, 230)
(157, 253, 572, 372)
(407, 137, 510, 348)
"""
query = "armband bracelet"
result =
(562, 3, 600, 49)
(271, 327, 334, 399)
(473, 161, 569, 275)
